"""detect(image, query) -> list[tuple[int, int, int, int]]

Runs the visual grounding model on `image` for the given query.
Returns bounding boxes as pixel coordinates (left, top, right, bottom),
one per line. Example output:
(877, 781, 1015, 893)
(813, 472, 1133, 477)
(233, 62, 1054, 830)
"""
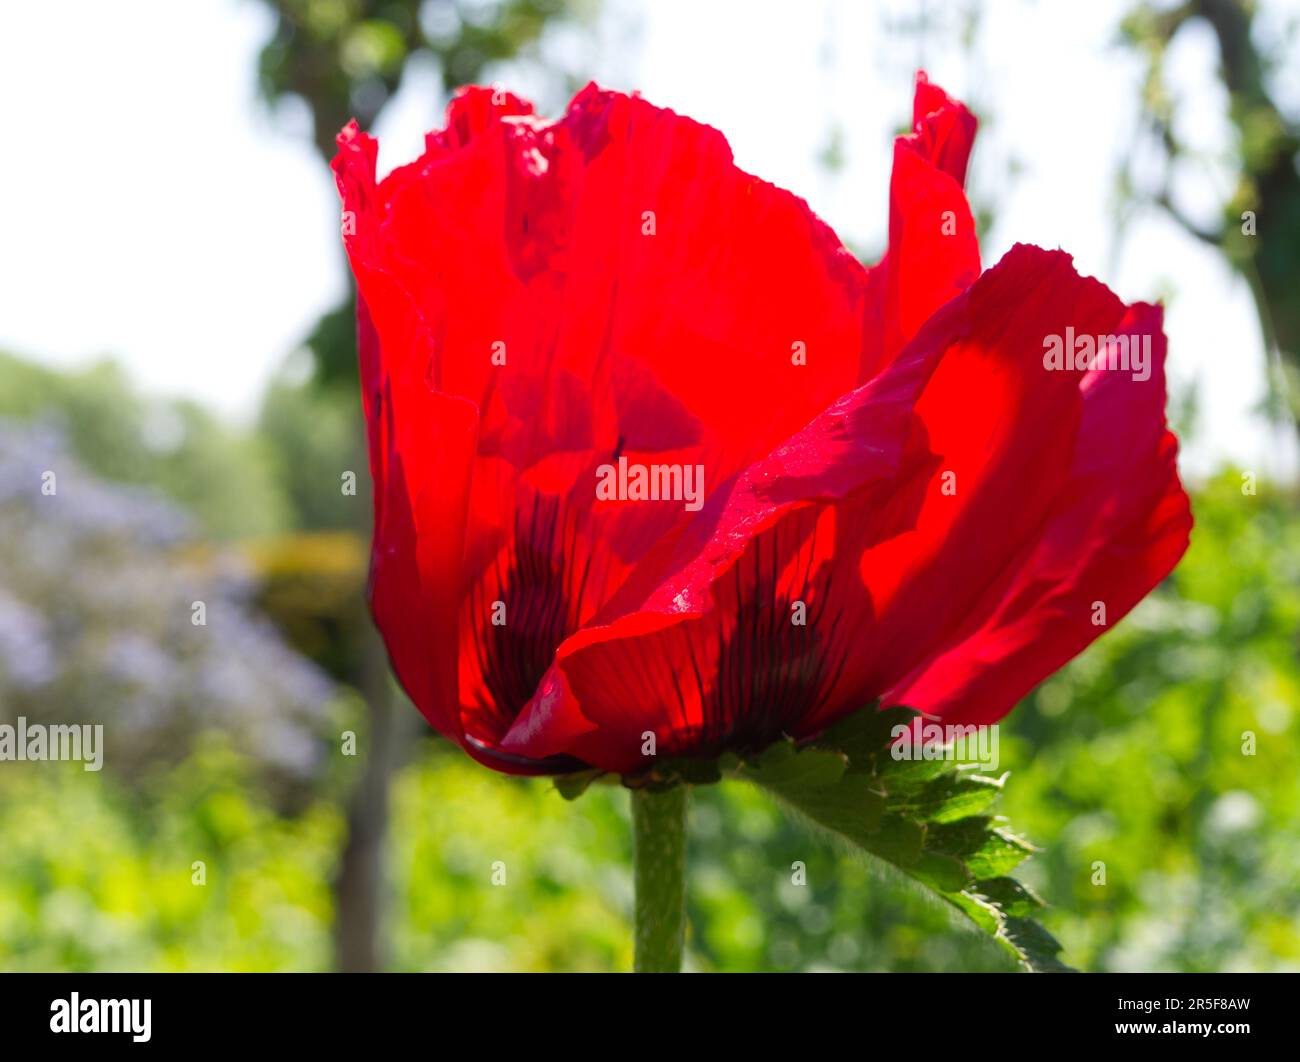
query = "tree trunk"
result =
(332, 624, 400, 972)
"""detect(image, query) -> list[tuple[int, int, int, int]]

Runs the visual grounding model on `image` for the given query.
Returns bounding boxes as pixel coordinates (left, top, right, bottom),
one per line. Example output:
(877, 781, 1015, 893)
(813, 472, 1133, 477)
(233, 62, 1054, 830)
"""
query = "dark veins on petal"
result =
(683, 505, 853, 758)
(466, 492, 593, 743)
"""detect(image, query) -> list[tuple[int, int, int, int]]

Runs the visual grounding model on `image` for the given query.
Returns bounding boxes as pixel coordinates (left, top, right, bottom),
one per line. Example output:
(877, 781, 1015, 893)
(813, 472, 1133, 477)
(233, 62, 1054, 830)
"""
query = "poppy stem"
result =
(631, 784, 688, 972)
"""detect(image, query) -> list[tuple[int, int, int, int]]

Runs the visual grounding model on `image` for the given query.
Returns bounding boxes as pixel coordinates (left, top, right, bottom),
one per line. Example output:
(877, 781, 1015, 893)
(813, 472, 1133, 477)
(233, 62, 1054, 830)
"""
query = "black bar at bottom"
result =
(0, 971, 1290, 1049)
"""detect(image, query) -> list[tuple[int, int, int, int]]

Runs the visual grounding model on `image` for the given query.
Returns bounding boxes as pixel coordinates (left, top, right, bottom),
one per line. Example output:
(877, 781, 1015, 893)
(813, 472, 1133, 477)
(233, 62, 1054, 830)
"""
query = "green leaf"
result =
(1004, 916, 1074, 973)
(738, 744, 887, 847)
(657, 757, 725, 786)
(900, 771, 1006, 823)
(738, 706, 1073, 972)
(910, 851, 970, 893)
(553, 769, 604, 801)
(751, 740, 848, 788)
(973, 876, 1048, 918)
(926, 817, 1037, 877)
(816, 704, 914, 769)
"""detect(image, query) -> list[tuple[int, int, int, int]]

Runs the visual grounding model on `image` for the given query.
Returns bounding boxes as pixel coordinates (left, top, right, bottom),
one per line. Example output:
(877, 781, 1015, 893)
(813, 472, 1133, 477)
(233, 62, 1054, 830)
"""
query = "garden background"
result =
(0, 0, 1297, 971)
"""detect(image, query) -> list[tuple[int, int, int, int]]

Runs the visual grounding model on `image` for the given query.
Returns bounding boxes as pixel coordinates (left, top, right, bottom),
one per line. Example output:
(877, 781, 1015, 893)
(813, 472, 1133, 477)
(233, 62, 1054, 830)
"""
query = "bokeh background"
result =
(1, 0, 1297, 972)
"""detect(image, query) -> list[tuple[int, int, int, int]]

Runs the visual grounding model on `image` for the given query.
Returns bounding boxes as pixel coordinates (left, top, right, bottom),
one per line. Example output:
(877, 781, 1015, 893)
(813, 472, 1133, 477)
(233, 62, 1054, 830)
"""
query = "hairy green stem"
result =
(631, 785, 688, 973)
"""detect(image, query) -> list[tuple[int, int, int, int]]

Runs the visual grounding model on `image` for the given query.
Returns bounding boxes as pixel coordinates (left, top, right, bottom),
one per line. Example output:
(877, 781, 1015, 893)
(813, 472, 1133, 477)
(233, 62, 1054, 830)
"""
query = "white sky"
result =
(0, 0, 1295, 479)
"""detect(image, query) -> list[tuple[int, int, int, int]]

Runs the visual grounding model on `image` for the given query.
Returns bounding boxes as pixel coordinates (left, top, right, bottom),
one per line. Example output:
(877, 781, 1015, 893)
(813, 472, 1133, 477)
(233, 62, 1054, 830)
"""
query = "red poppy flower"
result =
(332, 74, 1191, 778)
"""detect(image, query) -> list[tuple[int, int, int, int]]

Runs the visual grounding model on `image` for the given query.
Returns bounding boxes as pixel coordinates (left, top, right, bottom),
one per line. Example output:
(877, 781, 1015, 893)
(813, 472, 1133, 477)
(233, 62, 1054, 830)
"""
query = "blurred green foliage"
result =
(0, 352, 289, 539)
(2, 0, 1297, 971)
(0, 736, 1012, 971)
(1119, 0, 1300, 425)
(258, 372, 361, 530)
(0, 738, 340, 971)
(2, 469, 1295, 971)
(245, 532, 370, 681)
(1003, 469, 1300, 972)
(256, 0, 587, 159)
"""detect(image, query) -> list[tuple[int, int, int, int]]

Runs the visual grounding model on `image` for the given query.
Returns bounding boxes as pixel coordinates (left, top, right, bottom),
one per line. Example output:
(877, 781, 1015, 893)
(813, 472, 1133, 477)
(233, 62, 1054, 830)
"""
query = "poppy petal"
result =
(881, 303, 1192, 724)
(515, 244, 1175, 766)
(861, 71, 981, 379)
